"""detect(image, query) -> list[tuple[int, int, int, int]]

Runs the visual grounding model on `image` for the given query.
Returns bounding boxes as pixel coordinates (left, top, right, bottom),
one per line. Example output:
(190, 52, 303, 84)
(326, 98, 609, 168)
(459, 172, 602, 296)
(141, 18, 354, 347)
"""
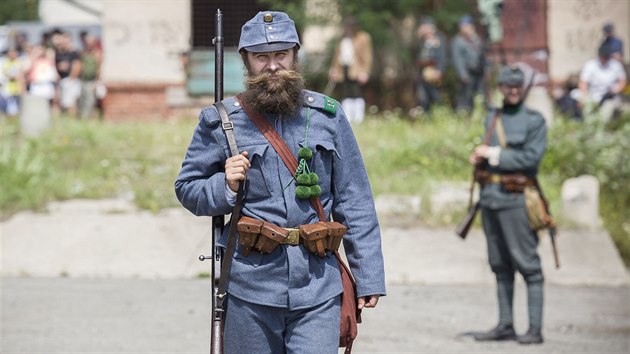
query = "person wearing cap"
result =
(451, 14, 484, 115)
(469, 65, 547, 345)
(601, 23, 624, 63)
(414, 16, 447, 114)
(175, 11, 385, 354)
(328, 16, 373, 124)
(578, 42, 627, 123)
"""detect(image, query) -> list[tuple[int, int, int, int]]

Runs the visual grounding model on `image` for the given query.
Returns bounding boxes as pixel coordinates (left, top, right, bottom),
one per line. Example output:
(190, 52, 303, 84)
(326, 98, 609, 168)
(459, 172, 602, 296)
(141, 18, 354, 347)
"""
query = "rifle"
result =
(199, 9, 225, 354)
(456, 71, 535, 239)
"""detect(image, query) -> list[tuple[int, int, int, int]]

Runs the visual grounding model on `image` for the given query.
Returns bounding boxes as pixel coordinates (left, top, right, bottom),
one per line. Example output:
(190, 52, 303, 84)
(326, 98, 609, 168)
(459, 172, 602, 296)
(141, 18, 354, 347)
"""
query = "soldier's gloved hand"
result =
(358, 295, 380, 309)
(225, 151, 250, 192)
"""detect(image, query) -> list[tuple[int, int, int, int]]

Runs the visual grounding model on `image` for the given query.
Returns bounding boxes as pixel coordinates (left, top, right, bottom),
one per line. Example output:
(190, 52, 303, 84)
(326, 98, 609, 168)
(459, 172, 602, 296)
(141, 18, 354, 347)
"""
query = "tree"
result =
(260, 0, 476, 110)
(0, 0, 39, 26)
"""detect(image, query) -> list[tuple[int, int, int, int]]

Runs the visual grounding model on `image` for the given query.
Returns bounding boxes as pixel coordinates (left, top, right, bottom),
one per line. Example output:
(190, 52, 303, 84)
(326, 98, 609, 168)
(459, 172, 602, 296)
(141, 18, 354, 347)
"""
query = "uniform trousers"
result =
(456, 73, 483, 114)
(481, 206, 544, 330)
(417, 77, 440, 113)
(224, 294, 340, 354)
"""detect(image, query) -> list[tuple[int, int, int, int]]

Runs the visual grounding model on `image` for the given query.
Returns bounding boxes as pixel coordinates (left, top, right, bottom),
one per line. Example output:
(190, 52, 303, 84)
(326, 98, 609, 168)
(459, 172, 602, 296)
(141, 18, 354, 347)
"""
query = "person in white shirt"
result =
(578, 43, 627, 123)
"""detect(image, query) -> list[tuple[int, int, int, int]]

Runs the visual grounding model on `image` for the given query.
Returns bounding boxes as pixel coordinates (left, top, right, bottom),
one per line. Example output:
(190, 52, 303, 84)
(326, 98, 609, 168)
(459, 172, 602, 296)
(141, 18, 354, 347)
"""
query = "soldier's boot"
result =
(517, 327, 544, 344)
(473, 323, 517, 341)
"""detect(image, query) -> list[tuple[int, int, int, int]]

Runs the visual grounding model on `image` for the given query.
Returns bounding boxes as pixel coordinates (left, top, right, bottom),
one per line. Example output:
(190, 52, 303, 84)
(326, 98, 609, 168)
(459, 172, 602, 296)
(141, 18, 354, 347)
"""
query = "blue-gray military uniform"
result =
(478, 67, 547, 339)
(175, 11, 386, 354)
(451, 15, 484, 114)
(416, 17, 447, 112)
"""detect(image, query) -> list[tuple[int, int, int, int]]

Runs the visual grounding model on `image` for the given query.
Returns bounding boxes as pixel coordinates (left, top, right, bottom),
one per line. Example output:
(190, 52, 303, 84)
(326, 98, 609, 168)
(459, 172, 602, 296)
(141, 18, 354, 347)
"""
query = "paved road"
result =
(1, 199, 629, 353)
(2, 278, 628, 354)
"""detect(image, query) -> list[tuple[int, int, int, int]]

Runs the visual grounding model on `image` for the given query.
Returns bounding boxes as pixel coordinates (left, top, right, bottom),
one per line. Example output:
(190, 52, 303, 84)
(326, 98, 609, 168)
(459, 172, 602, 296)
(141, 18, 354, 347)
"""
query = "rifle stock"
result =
(456, 202, 480, 239)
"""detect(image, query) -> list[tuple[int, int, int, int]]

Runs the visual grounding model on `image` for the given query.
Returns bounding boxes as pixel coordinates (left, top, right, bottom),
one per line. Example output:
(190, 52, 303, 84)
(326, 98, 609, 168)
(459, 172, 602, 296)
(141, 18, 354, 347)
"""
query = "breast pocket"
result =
(301, 139, 340, 196)
(506, 132, 526, 149)
(237, 144, 274, 201)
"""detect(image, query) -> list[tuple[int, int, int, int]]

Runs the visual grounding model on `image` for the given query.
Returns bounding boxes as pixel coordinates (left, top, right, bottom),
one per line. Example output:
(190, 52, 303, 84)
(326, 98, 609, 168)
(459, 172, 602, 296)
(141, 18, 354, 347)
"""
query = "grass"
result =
(0, 116, 195, 217)
(1, 108, 628, 265)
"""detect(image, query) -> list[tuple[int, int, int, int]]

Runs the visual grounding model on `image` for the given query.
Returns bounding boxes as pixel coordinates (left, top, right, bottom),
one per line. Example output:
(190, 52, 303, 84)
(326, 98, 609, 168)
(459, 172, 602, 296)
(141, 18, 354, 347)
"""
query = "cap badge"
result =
(264, 13, 273, 23)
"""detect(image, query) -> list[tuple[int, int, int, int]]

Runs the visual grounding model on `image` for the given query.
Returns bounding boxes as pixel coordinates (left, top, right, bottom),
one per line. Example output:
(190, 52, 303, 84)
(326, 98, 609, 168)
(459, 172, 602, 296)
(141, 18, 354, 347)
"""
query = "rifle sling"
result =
(235, 94, 327, 222)
(214, 101, 245, 310)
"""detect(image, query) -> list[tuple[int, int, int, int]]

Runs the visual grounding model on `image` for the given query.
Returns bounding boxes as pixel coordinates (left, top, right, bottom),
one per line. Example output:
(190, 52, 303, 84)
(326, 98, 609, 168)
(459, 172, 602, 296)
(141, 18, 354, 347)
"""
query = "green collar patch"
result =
(323, 97, 337, 114)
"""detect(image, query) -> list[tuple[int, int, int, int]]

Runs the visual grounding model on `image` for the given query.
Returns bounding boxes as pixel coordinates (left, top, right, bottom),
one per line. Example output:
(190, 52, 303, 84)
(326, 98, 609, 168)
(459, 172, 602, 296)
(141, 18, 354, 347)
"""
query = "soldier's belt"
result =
(475, 171, 535, 193)
(237, 216, 347, 257)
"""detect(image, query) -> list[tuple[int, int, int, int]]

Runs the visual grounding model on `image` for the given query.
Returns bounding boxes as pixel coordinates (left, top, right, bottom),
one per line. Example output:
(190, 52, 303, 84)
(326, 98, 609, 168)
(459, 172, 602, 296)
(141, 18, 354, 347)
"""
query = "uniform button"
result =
(268, 26, 273, 31)
(234, 101, 240, 107)
(307, 96, 314, 103)
(269, 35, 274, 39)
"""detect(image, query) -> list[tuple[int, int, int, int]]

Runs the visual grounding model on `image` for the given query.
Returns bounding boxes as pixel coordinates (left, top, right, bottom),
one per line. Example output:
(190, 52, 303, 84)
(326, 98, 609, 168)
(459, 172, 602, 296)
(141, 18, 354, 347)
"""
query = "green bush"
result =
(1, 109, 628, 265)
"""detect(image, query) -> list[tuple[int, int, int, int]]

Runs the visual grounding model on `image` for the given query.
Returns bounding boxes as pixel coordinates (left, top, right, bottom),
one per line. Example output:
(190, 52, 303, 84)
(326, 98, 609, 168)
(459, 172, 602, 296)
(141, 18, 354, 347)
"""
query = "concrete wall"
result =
(548, 0, 630, 81)
(39, 0, 102, 25)
(101, 0, 190, 84)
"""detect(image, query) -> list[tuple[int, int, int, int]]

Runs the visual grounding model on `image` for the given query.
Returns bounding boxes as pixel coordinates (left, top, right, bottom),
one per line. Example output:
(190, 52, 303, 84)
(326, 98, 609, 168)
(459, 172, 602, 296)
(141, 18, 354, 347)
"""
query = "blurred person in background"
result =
(329, 16, 373, 124)
(26, 45, 58, 106)
(0, 48, 26, 118)
(451, 15, 484, 115)
(414, 16, 447, 114)
(53, 30, 82, 115)
(578, 43, 627, 123)
(469, 65, 548, 345)
(601, 22, 624, 63)
(554, 73, 582, 121)
(78, 33, 102, 119)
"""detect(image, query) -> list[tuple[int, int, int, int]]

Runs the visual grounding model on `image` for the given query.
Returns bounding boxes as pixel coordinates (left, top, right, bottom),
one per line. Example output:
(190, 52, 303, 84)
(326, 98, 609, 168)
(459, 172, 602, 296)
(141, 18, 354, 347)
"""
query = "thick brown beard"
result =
(243, 69, 305, 116)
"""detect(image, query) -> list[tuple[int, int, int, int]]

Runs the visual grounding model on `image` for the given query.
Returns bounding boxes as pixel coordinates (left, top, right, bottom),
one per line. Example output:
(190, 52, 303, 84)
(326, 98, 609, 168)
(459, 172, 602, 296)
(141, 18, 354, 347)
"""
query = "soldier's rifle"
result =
(199, 9, 225, 354)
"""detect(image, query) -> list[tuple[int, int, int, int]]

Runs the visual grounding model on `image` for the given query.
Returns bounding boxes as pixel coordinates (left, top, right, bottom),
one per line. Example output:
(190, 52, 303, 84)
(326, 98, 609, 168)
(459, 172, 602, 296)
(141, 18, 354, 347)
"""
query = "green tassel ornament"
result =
(293, 107, 322, 200)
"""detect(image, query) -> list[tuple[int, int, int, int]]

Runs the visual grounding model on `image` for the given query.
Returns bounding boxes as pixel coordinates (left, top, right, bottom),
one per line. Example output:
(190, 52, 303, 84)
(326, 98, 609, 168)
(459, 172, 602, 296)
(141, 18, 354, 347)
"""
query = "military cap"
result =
(458, 14, 473, 26)
(498, 65, 525, 86)
(238, 11, 301, 53)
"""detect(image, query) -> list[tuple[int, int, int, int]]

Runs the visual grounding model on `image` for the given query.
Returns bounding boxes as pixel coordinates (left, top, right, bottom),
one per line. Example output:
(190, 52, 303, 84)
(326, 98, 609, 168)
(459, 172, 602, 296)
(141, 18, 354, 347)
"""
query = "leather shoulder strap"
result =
(495, 115, 507, 148)
(212, 101, 245, 309)
(215, 101, 239, 157)
(235, 93, 327, 222)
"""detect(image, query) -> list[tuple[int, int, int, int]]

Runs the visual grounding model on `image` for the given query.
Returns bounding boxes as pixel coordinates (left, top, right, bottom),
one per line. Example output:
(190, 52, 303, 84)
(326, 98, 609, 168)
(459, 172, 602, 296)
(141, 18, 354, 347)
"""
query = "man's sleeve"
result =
(330, 111, 386, 298)
(174, 107, 234, 217)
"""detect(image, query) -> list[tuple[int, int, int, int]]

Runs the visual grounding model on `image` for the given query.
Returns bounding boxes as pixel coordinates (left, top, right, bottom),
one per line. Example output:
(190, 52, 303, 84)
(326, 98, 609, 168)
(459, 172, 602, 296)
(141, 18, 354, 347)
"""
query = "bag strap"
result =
(235, 93, 327, 222)
(495, 115, 507, 148)
(214, 101, 245, 309)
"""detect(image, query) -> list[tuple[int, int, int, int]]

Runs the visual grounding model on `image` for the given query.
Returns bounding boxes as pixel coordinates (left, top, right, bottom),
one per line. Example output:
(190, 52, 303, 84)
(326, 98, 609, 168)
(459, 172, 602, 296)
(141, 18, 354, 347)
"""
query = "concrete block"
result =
(561, 174, 602, 229)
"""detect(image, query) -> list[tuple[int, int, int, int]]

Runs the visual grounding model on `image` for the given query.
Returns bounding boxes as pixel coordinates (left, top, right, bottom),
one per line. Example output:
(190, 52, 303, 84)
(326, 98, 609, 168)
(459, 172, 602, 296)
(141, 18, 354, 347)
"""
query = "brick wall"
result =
(103, 83, 211, 121)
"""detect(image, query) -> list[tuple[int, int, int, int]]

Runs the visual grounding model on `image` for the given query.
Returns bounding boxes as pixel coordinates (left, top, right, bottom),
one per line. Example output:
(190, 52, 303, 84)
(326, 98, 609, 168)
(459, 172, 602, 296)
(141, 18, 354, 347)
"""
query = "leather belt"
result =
(282, 228, 302, 245)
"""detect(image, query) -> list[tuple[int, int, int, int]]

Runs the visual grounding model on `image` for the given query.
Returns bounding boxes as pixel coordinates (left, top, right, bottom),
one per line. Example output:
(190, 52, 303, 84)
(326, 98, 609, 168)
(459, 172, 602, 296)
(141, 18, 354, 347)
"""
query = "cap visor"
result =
(244, 42, 297, 53)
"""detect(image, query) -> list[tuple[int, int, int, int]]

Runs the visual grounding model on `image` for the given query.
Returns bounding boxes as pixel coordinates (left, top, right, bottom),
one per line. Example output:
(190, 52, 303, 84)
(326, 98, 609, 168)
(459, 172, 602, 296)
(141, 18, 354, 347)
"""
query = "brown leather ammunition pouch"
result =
(236, 216, 347, 256)
(325, 221, 347, 252)
(236, 217, 288, 254)
(475, 170, 534, 193)
(236, 216, 263, 249)
(256, 222, 289, 254)
(500, 174, 534, 193)
(300, 222, 330, 257)
(300, 221, 348, 257)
